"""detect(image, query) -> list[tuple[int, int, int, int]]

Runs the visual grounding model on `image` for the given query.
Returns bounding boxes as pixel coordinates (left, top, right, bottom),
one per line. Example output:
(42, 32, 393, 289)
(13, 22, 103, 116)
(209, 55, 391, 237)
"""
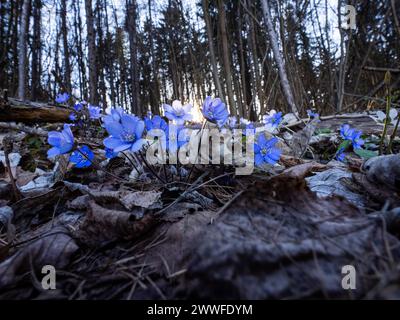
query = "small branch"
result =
(0, 122, 48, 136)
(363, 66, 400, 73)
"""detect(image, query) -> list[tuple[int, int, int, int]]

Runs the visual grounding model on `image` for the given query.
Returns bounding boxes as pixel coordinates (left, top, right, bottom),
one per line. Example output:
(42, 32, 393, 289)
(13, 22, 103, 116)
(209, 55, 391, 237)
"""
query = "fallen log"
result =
(0, 96, 70, 123)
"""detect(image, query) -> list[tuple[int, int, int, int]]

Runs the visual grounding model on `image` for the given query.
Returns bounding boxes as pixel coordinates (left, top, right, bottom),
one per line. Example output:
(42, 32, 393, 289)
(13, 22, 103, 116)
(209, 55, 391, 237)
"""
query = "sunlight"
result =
(190, 99, 204, 124)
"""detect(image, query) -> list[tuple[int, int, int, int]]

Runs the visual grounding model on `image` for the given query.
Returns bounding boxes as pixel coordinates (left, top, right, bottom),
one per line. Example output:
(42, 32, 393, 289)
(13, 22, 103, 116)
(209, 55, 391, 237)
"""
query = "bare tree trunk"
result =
(202, 0, 224, 98)
(85, 0, 98, 104)
(337, 0, 345, 112)
(17, 0, 30, 100)
(391, 0, 400, 38)
(74, 0, 87, 100)
(260, 0, 299, 115)
(217, 0, 236, 114)
(61, 0, 71, 93)
(11, 1, 20, 95)
(31, 0, 41, 100)
(148, 0, 160, 113)
(127, 0, 140, 115)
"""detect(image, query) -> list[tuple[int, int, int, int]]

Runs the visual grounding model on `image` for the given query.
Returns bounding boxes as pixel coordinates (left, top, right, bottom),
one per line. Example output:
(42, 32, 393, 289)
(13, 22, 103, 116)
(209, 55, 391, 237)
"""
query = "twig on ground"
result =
(3, 136, 22, 201)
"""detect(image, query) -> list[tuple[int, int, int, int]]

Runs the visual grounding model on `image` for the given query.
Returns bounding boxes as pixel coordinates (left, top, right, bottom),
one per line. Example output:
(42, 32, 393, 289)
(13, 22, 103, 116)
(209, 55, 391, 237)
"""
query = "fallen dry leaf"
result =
(0, 227, 78, 288)
(73, 201, 159, 247)
(182, 174, 400, 299)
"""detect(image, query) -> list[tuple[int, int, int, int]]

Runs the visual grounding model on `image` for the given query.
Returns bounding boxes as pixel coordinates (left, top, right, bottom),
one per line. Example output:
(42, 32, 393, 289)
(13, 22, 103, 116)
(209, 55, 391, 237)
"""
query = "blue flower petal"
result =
(47, 147, 61, 158)
(104, 137, 123, 149)
(105, 121, 124, 137)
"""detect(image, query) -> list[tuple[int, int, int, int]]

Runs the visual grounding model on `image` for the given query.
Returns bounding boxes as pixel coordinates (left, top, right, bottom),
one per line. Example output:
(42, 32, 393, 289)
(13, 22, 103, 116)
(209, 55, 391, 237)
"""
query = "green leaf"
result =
(338, 140, 351, 152)
(315, 128, 332, 135)
(354, 148, 378, 160)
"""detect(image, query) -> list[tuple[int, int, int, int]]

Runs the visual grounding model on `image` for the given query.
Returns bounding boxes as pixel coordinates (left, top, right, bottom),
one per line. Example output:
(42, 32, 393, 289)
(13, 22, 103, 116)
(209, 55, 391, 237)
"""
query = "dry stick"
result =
(0, 122, 48, 136)
(157, 172, 233, 216)
(380, 74, 392, 155)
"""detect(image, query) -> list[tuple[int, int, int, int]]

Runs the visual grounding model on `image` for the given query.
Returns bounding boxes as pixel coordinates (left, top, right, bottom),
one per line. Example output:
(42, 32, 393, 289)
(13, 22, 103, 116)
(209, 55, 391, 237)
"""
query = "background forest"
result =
(1, 0, 399, 120)
(3, 1, 400, 301)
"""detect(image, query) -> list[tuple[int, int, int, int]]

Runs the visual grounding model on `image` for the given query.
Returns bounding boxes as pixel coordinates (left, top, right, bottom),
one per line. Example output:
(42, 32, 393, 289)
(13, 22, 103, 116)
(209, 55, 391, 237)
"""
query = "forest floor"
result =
(1, 112, 400, 299)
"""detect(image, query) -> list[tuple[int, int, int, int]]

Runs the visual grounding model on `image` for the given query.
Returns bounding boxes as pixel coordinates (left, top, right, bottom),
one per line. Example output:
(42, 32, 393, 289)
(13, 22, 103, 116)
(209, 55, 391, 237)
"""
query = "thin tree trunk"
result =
(202, 0, 223, 98)
(127, 0, 140, 114)
(260, 0, 299, 115)
(61, 0, 71, 93)
(148, 0, 160, 113)
(74, 0, 86, 100)
(17, 0, 30, 100)
(217, 0, 236, 113)
(85, 0, 98, 104)
(31, 0, 41, 100)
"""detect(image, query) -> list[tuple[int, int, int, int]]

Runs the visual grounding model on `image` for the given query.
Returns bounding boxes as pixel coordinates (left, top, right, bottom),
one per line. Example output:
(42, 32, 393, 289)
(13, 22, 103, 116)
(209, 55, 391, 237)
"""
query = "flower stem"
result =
(379, 75, 391, 155)
(186, 120, 207, 183)
(138, 151, 166, 184)
(76, 149, 129, 183)
(388, 115, 400, 153)
(121, 151, 140, 174)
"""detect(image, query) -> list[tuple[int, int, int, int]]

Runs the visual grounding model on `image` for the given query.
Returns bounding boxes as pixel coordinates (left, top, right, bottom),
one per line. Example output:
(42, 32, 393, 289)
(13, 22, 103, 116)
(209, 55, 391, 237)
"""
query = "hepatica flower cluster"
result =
(335, 124, 366, 162)
(46, 94, 284, 172)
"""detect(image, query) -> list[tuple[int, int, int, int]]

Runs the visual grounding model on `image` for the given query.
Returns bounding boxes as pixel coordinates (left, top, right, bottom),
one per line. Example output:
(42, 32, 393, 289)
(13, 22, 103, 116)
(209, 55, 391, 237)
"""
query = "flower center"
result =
(261, 148, 267, 156)
(122, 132, 135, 142)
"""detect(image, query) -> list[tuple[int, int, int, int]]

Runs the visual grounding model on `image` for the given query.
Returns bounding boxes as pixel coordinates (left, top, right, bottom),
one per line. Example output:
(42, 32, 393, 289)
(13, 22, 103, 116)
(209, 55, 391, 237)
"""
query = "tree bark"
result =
(84, 0, 98, 105)
(61, 0, 71, 93)
(127, 0, 140, 115)
(202, 0, 224, 98)
(0, 97, 70, 123)
(17, 0, 30, 100)
(31, 0, 42, 101)
(217, 0, 236, 114)
(260, 0, 299, 115)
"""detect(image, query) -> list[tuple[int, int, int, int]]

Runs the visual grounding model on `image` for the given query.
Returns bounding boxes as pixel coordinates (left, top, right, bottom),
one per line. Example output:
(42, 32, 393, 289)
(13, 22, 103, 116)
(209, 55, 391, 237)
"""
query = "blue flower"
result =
(350, 130, 364, 150)
(263, 111, 283, 130)
(201, 97, 229, 127)
(227, 116, 237, 129)
(163, 101, 193, 125)
(88, 105, 102, 119)
(243, 122, 255, 136)
(254, 135, 281, 166)
(47, 124, 74, 158)
(103, 114, 146, 153)
(335, 148, 346, 162)
(70, 145, 94, 168)
(55, 93, 70, 104)
(103, 107, 127, 126)
(167, 125, 190, 152)
(307, 110, 319, 119)
(340, 124, 364, 149)
(69, 113, 77, 121)
(340, 124, 354, 140)
(73, 103, 83, 112)
(105, 148, 118, 159)
(145, 115, 168, 135)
